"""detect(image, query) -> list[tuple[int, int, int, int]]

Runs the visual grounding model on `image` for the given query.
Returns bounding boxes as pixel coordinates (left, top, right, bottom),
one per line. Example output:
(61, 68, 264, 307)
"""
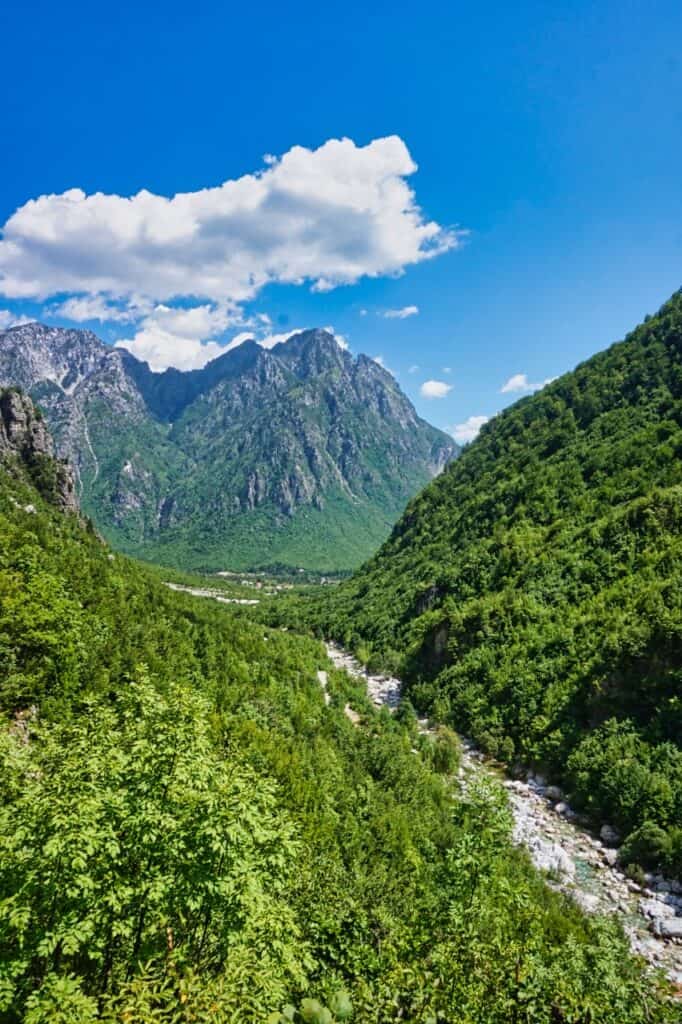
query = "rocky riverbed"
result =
(324, 643, 682, 986)
(163, 582, 260, 605)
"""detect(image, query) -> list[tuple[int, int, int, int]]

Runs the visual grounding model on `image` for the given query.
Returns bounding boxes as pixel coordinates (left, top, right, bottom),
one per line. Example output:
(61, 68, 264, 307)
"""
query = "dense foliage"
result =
(0, 416, 676, 1020)
(307, 290, 682, 875)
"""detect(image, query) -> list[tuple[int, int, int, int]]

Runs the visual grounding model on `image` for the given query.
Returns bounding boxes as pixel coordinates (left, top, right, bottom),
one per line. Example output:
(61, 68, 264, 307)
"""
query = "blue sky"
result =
(1, 0, 681, 441)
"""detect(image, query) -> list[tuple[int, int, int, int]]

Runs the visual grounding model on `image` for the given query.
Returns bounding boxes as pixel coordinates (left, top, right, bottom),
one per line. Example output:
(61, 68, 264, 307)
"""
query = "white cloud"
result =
(0, 309, 33, 330)
(408, 364, 419, 374)
(451, 415, 488, 443)
(50, 294, 141, 323)
(381, 304, 419, 319)
(442, 366, 452, 374)
(420, 379, 452, 399)
(115, 301, 241, 370)
(231, 328, 302, 351)
(500, 372, 557, 394)
(145, 302, 236, 340)
(115, 327, 225, 372)
(500, 372, 531, 394)
(0, 137, 459, 313)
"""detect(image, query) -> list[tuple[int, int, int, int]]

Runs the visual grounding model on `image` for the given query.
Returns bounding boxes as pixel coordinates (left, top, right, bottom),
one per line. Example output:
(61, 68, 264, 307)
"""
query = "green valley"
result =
(4, 4, 682, 1020)
(0, 380, 678, 1020)
(307, 290, 682, 880)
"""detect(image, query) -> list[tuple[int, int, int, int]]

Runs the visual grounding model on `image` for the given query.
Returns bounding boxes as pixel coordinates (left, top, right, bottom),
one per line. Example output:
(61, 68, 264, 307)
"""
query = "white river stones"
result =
(324, 643, 682, 986)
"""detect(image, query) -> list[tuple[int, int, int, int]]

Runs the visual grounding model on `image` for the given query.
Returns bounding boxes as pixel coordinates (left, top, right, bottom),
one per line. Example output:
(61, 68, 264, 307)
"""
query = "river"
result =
(160, 577, 682, 989)
(324, 642, 682, 987)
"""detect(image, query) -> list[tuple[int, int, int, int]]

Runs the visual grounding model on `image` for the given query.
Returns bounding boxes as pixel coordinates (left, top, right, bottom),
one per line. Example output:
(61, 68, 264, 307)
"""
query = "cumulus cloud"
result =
(115, 327, 224, 371)
(116, 331, 226, 371)
(500, 372, 557, 394)
(223, 327, 302, 353)
(145, 303, 236, 340)
(114, 302, 242, 370)
(420, 379, 452, 398)
(451, 415, 488, 443)
(0, 136, 459, 313)
(381, 304, 419, 319)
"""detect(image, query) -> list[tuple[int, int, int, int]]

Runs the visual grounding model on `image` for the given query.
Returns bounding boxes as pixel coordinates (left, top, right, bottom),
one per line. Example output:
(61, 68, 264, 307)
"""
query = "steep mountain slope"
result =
(0, 387, 78, 513)
(0, 396, 674, 1022)
(0, 324, 457, 570)
(317, 289, 682, 873)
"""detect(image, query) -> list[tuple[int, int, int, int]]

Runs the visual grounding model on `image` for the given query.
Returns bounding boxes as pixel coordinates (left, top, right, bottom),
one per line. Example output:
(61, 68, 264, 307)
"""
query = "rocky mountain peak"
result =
(272, 328, 348, 378)
(0, 321, 458, 569)
(0, 322, 106, 395)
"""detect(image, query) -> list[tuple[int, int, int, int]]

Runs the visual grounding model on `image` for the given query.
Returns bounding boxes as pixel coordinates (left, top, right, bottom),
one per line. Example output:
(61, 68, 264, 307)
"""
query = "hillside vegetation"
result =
(310, 290, 682, 876)
(0, 396, 676, 1020)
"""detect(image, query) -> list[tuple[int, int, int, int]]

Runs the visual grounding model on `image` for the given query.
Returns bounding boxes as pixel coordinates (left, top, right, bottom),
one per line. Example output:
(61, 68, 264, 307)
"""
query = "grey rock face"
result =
(0, 323, 458, 566)
(0, 388, 53, 457)
(653, 917, 682, 940)
(0, 322, 105, 395)
(0, 388, 78, 512)
(640, 897, 676, 920)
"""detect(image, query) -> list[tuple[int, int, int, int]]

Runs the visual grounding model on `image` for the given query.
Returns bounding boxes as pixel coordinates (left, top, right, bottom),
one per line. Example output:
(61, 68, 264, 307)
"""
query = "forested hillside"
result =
(0, 393, 676, 1021)
(311, 290, 682, 877)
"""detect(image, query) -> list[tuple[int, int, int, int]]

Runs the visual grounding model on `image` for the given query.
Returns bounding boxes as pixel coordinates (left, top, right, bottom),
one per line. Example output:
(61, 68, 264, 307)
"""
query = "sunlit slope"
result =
(0, 391, 674, 1021)
(320, 290, 682, 874)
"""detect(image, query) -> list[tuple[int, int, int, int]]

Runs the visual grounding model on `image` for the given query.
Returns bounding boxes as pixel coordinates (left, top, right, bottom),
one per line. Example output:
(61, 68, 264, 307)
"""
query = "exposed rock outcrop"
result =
(0, 389, 78, 512)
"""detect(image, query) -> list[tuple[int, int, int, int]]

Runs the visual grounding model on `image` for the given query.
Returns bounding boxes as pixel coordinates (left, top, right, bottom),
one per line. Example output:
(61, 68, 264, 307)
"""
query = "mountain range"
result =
(0, 323, 457, 570)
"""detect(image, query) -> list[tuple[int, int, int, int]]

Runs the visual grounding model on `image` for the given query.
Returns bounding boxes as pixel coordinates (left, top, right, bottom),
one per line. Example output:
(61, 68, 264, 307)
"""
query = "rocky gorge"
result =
(324, 643, 682, 988)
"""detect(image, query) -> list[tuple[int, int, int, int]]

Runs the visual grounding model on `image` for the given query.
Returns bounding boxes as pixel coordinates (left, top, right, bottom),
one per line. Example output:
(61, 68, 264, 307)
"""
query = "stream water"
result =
(160, 577, 682, 989)
(324, 642, 682, 987)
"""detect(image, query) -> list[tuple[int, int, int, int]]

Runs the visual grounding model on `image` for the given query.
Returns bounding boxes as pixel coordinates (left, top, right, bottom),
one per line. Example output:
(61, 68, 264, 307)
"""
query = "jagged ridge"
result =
(0, 325, 457, 569)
